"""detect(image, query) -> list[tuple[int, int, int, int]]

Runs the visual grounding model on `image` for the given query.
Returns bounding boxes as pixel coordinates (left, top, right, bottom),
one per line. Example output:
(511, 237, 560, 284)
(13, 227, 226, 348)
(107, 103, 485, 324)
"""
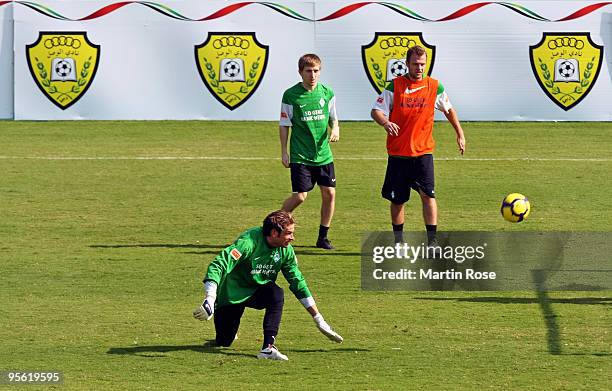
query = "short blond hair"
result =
(298, 54, 321, 71)
(406, 45, 427, 62)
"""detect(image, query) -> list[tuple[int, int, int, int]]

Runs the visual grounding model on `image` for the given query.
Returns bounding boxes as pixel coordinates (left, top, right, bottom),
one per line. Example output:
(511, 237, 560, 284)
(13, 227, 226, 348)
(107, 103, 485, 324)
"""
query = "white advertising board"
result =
(2, 1, 610, 120)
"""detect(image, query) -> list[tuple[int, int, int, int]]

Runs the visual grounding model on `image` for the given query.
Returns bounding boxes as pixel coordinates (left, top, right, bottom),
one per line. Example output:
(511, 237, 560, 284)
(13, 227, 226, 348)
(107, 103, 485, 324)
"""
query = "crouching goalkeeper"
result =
(193, 210, 343, 361)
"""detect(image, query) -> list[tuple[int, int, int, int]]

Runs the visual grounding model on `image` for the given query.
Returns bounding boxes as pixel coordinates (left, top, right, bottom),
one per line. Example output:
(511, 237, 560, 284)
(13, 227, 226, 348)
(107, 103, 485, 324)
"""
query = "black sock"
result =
(426, 224, 437, 244)
(318, 225, 329, 239)
(393, 223, 404, 243)
(262, 335, 275, 349)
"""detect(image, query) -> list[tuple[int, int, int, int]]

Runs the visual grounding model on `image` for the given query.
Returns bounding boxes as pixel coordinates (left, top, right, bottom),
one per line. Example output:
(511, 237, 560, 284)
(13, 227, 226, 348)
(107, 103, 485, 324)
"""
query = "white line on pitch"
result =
(0, 156, 610, 162)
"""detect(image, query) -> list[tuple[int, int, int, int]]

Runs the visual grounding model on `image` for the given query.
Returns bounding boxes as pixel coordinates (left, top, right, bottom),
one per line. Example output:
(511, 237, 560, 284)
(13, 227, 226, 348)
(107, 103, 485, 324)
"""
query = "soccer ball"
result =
(558, 61, 575, 78)
(390, 60, 407, 77)
(55, 60, 72, 77)
(501, 193, 530, 223)
(223, 60, 241, 78)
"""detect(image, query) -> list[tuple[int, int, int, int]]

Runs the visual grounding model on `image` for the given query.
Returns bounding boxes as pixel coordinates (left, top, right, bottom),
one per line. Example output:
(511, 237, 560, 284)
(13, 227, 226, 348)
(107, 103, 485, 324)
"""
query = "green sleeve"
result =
(281, 248, 312, 300)
(204, 238, 253, 285)
(437, 82, 445, 95)
(281, 89, 290, 105)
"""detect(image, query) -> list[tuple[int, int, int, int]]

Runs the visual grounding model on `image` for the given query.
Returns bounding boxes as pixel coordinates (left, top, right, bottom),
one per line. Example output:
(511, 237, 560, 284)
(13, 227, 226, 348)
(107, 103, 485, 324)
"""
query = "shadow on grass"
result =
(90, 243, 228, 249)
(107, 341, 252, 358)
(90, 243, 361, 257)
(414, 293, 611, 356)
(414, 297, 612, 305)
(107, 341, 368, 358)
(285, 347, 371, 353)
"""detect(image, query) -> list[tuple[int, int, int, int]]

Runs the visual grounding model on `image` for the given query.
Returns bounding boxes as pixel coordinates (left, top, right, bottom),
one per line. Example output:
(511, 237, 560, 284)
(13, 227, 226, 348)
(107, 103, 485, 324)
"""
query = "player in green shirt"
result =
(193, 210, 343, 361)
(279, 54, 340, 250)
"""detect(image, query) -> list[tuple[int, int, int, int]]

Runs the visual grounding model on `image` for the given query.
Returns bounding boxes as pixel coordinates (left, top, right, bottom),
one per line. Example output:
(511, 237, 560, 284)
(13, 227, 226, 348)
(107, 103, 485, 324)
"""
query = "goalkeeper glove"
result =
(313, 313, 343, 343)
(193, 296, 215, 321)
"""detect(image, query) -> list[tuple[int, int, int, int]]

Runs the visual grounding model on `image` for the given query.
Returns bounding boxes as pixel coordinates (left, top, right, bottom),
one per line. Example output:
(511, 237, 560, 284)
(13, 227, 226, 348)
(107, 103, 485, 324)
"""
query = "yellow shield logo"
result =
(362, 33, 435, 94)
(195, 33, 269, 110)
(530, 33, 603, 111)
(26, 32, 100, 110)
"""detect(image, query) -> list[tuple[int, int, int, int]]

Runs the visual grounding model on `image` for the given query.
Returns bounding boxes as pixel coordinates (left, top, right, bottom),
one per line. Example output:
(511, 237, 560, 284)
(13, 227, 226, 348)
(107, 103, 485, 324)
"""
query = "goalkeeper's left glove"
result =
(313, 313, 343, 343)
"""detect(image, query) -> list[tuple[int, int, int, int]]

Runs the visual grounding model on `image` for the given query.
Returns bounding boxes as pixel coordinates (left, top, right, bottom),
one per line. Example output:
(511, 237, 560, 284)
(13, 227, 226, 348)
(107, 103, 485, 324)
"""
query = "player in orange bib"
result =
(371, 45, 466, 245)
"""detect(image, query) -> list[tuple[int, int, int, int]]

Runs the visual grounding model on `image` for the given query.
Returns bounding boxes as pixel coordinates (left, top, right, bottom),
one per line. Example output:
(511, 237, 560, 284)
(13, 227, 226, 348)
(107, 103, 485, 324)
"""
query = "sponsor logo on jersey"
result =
(195, 33, 269, 110)
(26, 32, 100, 110)
(362, 33, 435, 94)
(529, 33, 603, 111)
(405, 86, 426, 94)
(230, 248, 242, 260)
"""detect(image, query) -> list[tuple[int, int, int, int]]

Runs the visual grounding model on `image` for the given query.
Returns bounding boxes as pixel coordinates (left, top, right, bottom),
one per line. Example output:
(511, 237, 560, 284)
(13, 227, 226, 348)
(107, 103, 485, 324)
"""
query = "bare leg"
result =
(418, 190, 437, 225)
(319, 186, 335, 227)
(281, 192, 308, 212)
(390, 202, 404, 225)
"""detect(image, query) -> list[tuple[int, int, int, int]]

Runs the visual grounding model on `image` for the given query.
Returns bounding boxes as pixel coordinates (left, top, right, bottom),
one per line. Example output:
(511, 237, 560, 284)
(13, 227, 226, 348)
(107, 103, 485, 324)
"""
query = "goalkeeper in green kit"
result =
(193, 210, 343, 361)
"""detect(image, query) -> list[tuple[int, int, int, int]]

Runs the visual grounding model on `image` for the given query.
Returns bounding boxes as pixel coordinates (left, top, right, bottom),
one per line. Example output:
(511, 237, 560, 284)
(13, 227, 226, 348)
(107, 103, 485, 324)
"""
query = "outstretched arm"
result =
(282, 254, 343, 343)
(443, 108, 466, 155)
(299, 297, 343, 343)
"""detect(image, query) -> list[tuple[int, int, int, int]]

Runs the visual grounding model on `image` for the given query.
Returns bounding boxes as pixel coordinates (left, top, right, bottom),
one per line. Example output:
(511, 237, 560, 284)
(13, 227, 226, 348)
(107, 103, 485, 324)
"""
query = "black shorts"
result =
(381, 154, 435, 204)
(214, 282, 284, 347)
(290, 162, 336, 192)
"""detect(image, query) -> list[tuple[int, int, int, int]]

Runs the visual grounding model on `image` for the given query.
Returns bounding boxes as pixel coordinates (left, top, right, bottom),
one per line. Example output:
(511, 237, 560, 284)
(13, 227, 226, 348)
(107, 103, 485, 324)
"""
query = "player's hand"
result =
(281, 152, 290, 168)
(313, 313, 343, 343)
(193, 296, 215, 321)
(329, 127, 340, 142)
(383, 121, 400, 136)
(457, 135, 466, 155)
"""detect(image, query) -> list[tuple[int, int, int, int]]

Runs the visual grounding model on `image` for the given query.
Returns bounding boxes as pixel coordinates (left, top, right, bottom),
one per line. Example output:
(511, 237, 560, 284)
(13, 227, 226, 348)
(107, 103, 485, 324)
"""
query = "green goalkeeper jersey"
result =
(280, 82, 337, 166)
(204, 227, 312, 307)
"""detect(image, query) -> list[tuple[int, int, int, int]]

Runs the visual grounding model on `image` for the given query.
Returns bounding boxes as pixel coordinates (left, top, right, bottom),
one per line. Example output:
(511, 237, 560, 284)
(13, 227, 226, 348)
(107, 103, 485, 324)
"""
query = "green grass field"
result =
(1, 121, 610, 390)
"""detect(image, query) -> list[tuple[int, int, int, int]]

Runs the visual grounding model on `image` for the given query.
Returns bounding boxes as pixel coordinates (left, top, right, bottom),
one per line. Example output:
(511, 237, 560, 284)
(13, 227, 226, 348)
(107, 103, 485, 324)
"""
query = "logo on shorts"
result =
(195, 33, 269, 111)
(529, 33, 603, 111)
(362, 33, 435, 94)
(26, 32, 100, 110)
(230, 248, 242, 260)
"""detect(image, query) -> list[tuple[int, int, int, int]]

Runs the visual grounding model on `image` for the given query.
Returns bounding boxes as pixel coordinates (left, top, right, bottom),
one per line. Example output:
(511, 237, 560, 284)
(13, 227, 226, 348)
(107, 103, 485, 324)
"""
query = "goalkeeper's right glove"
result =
(193, 296, 215, 321)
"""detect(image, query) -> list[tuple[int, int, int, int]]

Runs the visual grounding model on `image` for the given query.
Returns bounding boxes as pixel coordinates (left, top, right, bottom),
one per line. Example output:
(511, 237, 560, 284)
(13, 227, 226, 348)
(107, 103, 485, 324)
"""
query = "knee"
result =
(270, 284, 285, 306)
(321, 187, 335, 202)
(294, 192, 308, 204)
(422, 195, 436, 206)
(391, 202, 404, 212)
